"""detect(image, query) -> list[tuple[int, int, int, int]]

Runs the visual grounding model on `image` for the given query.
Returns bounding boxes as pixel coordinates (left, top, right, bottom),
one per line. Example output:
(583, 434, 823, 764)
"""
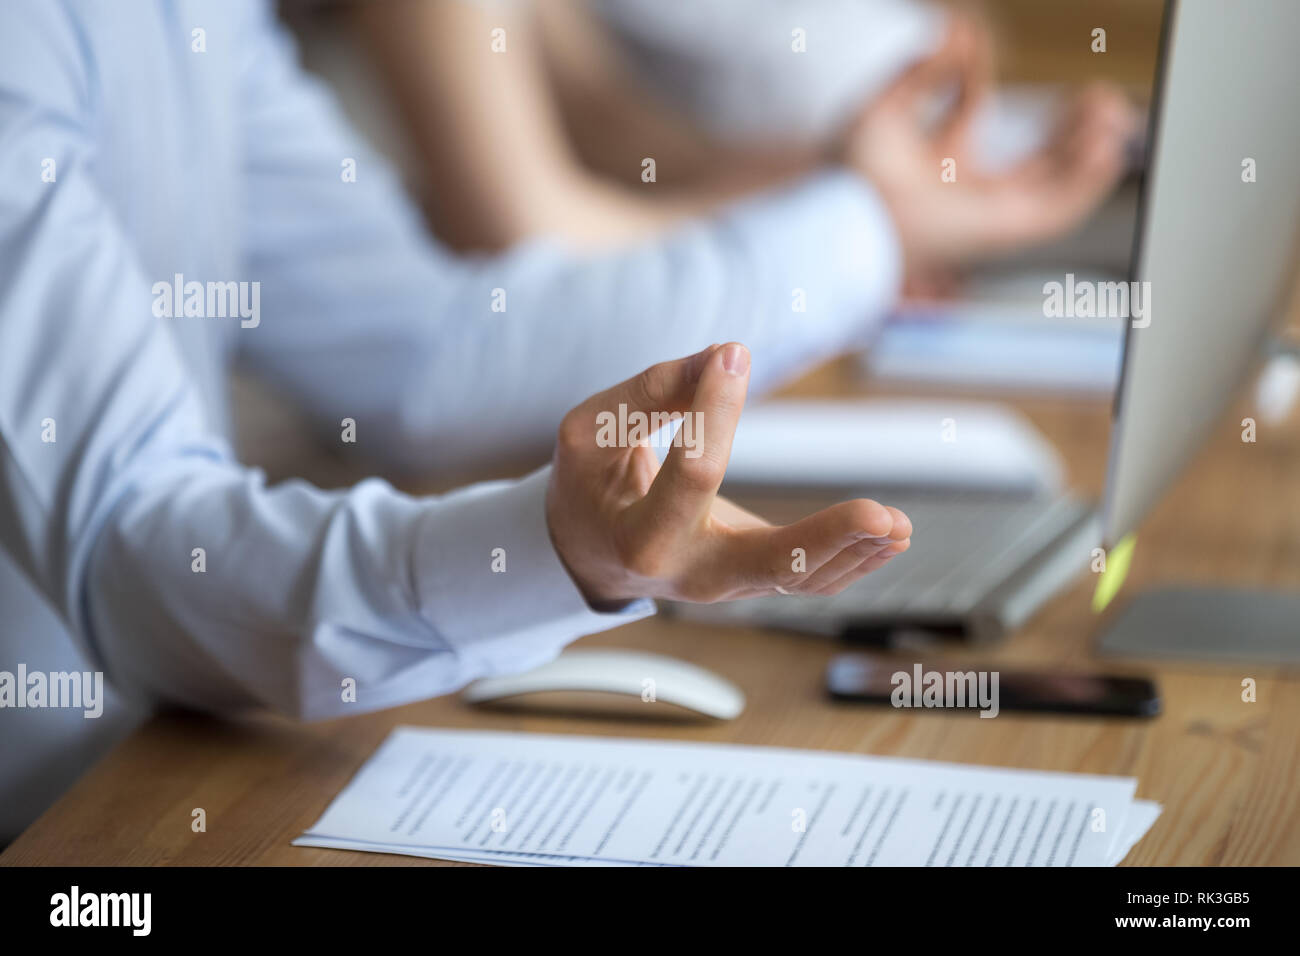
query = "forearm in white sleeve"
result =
(89, 461, 649, 719)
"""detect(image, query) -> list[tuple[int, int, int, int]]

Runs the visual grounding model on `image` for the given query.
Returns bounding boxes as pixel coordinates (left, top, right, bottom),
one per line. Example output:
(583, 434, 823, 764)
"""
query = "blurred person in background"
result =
(337, 0, 1134, 262)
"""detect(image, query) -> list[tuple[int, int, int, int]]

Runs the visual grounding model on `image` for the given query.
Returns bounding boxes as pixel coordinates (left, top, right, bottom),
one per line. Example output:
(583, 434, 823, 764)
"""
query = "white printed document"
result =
(296, 728, 1159, 867)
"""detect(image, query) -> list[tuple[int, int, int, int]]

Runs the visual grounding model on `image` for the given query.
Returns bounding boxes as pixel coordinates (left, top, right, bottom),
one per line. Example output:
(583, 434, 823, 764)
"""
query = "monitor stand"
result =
(1097, 587, 1300, 664)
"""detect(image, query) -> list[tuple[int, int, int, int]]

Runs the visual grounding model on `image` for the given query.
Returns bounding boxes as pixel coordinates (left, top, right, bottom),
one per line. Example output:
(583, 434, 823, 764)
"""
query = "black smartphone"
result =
(826, 654, 1160, 718)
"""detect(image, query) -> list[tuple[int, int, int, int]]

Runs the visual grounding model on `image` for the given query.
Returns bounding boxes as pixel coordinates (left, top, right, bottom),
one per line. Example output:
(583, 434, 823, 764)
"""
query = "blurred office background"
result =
(242, 0, 1168, 489)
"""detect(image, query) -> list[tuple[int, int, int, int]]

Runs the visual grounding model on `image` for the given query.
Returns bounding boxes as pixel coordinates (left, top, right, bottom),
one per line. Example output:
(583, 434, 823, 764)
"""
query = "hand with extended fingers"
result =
(546, 343, 912, 608)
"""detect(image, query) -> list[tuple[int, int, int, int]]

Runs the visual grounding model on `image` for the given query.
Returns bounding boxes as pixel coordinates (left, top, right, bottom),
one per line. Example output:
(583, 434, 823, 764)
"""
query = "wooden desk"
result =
(4, 357, 1298, 867)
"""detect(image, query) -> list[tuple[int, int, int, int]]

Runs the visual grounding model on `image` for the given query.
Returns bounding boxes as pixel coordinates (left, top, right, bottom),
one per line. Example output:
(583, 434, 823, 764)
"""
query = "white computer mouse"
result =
(461, 649, 745, 720)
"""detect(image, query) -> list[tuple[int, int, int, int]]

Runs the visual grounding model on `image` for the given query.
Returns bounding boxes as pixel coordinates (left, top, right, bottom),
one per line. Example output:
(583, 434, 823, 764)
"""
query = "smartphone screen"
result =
(826, 655, 1160, 718)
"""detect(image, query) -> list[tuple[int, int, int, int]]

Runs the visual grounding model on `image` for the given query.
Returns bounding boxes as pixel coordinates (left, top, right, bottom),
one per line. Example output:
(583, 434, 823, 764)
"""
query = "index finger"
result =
(637, 342, 750, 532)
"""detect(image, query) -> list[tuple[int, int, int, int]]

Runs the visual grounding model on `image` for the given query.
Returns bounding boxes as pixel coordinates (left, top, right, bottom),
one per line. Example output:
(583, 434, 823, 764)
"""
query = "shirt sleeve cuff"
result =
(762, 169, 904, 343)
(818, 168, 904, 335)
(413, 466, 655, 675)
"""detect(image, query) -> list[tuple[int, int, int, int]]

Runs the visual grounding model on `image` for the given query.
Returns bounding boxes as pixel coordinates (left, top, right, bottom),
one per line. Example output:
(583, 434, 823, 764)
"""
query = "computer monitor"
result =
(1098, 0, 1300, 660)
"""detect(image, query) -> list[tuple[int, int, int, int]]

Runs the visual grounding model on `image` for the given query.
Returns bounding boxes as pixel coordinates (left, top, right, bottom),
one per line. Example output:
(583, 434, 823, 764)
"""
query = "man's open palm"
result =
(547, 344, 911, 607)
